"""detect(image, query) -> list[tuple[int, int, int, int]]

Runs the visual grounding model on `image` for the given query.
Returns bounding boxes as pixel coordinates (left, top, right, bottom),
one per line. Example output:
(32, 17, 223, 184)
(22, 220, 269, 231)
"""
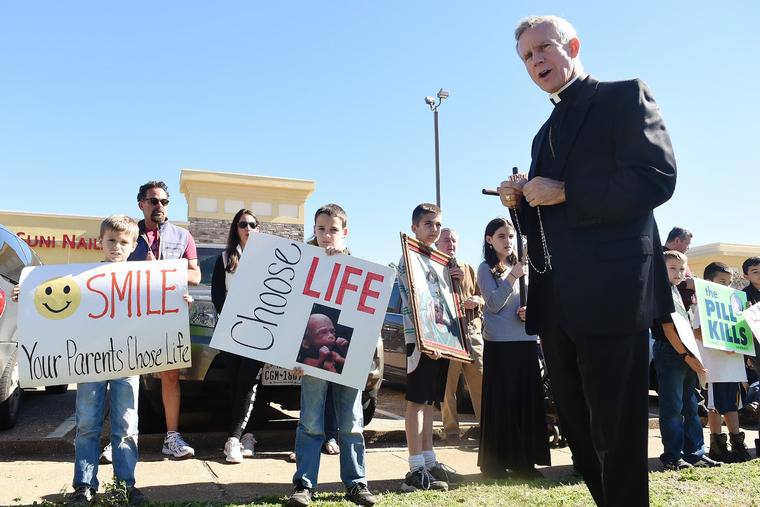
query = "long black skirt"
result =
(478, 340, 551, 472)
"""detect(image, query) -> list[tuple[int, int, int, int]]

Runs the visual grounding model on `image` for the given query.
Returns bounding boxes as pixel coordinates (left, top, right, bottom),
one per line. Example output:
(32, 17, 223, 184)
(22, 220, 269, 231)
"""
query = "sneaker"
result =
(162, 431, 195, 459)
(428, 461, 465, 484)
(99, 443, 113, 465)
(400, 468, 448, 492)
(66, 486, 95, 506)
(687, 455, 722, 468)
(345, 483, 377, 506)
(127, 486, 148, 506)
(286, 486, 313, 506)
(663, 458, 693, 471)
(224, 437, 244, 464)
(241, 433, 256, 458)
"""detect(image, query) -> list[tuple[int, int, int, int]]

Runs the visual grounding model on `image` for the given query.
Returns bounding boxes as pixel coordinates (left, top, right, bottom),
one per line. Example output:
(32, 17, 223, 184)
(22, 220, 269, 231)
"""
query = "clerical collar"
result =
(549, 73, 584, 105)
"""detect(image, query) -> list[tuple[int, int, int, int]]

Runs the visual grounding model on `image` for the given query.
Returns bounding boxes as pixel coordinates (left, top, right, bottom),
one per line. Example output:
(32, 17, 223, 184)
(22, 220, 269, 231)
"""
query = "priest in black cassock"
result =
(499, 15, 676, 507)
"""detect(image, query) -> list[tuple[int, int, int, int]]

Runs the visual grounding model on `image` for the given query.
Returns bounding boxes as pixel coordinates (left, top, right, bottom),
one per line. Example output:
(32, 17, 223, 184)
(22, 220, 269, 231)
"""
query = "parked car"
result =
(138, 244, 385, 430)
(0, 224, 67, 430)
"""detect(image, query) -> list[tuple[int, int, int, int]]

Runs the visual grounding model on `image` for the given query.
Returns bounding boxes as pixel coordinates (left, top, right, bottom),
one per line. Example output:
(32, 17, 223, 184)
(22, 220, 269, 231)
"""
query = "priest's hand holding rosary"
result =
(499, 175, 566, 209)
(483, 169, 564, 279)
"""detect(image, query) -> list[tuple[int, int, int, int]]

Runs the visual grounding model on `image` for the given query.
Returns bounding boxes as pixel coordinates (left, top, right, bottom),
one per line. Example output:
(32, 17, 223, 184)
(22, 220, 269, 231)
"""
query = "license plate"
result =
(261, 364, 301, 386)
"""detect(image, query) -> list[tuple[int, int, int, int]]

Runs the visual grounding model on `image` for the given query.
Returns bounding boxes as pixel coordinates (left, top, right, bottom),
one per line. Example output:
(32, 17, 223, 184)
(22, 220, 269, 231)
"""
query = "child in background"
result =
(13, 216, 150, 504)
(288, 204, 376, 507)
(692, 262, 752, 463)
(397, 203, 463, 492)
(477, 217, 550, 478)
(741, 256, 760, 457)
(651, 251, 717, 470)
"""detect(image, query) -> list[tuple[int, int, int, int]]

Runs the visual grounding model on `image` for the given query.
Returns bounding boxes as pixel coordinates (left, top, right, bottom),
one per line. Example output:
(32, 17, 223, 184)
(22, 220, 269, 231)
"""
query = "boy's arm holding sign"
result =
(661, 318, 707, 377)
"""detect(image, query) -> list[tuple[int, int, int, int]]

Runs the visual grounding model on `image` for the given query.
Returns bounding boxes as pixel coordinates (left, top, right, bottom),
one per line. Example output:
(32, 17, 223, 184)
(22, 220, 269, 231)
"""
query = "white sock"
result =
(408, 454, 425, 471)
(423, 450, 437, 469)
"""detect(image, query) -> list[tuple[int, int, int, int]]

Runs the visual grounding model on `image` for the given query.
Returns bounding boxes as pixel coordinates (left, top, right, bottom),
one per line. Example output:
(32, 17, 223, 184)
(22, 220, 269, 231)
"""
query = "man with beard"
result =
(130, 180, 201, 458)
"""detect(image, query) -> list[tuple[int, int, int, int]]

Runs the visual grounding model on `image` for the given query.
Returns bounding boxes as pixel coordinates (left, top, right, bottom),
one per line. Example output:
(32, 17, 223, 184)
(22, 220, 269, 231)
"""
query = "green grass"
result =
(129, 460, 760, 507)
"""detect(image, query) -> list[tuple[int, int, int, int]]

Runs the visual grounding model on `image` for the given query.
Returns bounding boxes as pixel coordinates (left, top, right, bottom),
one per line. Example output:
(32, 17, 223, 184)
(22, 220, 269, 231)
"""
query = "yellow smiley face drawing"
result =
(34, 276, 82, 320)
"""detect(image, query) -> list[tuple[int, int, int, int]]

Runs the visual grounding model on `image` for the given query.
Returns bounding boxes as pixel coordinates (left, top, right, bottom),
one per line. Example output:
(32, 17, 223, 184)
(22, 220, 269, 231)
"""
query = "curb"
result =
(1, 420, 663, 457)
(0, 428, 413, 458)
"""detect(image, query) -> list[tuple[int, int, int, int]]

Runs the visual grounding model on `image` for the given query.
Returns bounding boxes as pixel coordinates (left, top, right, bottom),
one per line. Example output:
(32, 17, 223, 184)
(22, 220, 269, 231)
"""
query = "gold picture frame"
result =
(400, 233, 472, 363)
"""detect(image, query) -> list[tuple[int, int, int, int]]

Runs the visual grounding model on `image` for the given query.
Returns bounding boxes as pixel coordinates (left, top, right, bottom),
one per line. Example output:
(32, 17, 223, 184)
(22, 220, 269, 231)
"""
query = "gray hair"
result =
(515, 15, 578, 44)
(439, 228, 458, 239)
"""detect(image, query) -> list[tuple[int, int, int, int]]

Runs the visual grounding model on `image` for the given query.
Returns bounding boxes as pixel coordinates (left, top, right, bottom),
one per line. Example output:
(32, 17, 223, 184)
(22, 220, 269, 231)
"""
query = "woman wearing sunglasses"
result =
(211, 208, 265, 463)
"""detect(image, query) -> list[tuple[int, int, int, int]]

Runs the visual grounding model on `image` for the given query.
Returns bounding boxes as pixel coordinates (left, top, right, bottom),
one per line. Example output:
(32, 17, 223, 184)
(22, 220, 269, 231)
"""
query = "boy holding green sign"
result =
(692, 262, 752, 463)
(741, 256, 760, 458)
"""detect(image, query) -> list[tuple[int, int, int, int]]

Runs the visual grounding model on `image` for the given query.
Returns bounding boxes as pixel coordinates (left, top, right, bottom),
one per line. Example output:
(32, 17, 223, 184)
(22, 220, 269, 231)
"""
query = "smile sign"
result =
(34, 276, 82, 319)
(17, 259, 191, 387)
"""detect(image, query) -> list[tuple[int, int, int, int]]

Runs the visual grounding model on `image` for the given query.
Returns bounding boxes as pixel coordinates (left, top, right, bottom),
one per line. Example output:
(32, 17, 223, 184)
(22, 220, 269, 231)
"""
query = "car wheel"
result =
(455, 375, 474, 415)
(362, 395, 376, 425)
(0, 350, 21, 430)
(44, 384, 69, 394)
(137, 383, 165, 434)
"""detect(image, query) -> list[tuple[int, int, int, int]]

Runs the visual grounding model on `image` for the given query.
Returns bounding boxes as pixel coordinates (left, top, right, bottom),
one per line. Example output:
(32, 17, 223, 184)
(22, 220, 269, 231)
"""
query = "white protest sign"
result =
(671, 312, 707, 388)
(210, 233, 395, 390)
(742, 301, 760, 353)
(17, 259, 191, 387)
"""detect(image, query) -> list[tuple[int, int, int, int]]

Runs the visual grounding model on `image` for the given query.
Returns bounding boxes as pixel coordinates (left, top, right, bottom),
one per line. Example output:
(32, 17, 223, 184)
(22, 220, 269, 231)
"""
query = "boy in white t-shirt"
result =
(691, 262, 752, 463)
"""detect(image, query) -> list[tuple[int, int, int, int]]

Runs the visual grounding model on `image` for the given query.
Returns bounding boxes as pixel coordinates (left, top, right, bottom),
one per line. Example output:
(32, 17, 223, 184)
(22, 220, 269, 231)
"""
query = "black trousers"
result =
(220, 351, 264, 439)
(540, 321, 649, 507)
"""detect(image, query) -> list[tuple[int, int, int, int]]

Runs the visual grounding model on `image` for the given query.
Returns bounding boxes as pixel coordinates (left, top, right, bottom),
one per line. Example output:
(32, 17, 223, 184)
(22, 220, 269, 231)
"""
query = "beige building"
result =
(0, 168, 315, 265)
(686, 243, 760, 284)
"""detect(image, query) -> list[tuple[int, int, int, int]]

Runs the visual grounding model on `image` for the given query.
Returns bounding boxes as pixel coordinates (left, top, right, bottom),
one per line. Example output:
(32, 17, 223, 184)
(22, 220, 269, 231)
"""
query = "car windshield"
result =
(196, 246, 224, 286)
(387, 280, 401, 313)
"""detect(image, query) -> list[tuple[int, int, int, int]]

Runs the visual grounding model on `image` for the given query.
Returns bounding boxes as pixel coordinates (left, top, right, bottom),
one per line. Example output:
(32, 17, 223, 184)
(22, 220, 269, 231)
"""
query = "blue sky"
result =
(1, 1, 758, 268)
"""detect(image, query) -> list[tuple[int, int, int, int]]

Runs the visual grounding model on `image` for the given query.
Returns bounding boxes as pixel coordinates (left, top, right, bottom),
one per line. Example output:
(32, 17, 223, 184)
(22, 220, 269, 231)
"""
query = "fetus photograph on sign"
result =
(296, 303, 353, 374)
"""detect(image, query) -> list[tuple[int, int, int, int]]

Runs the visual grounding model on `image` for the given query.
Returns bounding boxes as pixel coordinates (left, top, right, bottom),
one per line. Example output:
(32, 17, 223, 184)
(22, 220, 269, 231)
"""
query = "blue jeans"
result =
(73, 376, 139, 490)
(293, 376, 366, 490)
(653, 340, 705, 463)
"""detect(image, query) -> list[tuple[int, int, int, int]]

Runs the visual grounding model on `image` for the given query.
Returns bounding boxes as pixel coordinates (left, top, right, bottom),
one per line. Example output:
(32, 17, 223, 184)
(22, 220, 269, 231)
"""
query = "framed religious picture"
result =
(400, 233, 471, 362)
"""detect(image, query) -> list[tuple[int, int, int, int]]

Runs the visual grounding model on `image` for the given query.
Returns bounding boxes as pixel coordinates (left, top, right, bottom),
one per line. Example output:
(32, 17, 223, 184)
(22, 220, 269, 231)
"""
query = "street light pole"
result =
(425, 89, 449, 208)
(433, 107, 440, 207)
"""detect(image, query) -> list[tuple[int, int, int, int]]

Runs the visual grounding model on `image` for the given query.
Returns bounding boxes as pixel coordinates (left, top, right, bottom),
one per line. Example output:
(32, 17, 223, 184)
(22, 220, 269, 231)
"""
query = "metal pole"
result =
(434, 108, 441, 207)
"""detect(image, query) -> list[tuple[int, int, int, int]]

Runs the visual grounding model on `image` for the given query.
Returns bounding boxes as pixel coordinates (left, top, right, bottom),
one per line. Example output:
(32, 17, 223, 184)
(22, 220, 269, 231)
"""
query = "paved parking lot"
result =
(0, 382, 483, 504)
(1, 383, 756, 505)
(0, 382, 478, 456)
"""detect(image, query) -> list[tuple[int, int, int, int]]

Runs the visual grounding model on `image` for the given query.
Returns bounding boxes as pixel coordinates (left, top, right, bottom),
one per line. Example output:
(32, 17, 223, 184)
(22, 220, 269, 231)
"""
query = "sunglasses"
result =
(143, 197, 170, 206)
(237, 221, 258, 230)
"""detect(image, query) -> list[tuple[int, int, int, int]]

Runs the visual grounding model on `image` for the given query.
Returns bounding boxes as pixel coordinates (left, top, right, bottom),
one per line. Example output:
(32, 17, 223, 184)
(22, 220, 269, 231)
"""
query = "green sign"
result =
(695, 279, 756, 355)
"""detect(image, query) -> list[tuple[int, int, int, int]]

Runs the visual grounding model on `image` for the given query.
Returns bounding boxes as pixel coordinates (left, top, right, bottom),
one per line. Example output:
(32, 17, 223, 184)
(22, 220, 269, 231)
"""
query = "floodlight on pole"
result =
(425, 89, 449, 208)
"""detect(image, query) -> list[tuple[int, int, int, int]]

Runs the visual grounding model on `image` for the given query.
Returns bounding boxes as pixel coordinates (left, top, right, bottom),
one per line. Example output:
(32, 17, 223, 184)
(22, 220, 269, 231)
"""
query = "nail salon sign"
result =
(210, 233, 395, 390)
(17, 259, 191, 387)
